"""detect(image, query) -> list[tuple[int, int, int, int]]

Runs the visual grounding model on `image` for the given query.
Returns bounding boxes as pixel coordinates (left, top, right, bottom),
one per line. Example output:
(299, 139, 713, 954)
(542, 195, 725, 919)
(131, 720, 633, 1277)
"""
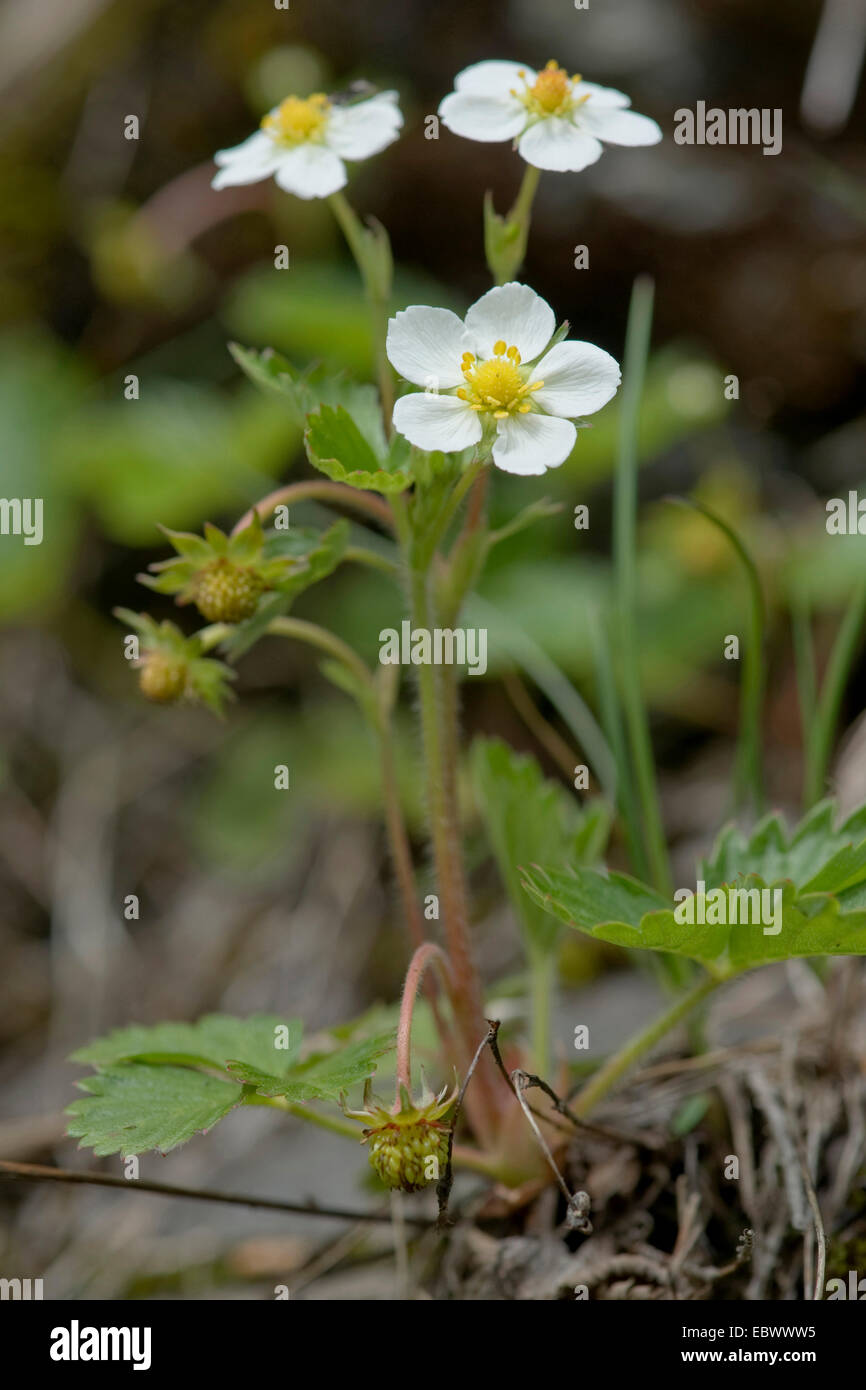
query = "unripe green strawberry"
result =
(138, 651, 187, 703)
(192, 559, 263, 623)
(366, 1116, 450, 1192)
(344, 1078, 456, 1193)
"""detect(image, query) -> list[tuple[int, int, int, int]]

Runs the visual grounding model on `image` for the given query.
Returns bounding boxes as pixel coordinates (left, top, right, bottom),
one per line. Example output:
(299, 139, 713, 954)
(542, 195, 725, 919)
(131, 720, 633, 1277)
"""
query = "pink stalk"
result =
(394, 942, 451, 1105)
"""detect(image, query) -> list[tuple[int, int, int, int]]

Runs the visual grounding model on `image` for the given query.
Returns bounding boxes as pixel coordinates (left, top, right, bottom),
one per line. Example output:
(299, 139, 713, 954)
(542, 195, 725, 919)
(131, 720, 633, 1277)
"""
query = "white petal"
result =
(386, 306, 468, 388)
(327, 92, 403, 159)
(213, 130, 274, 166)
(211, 131, 280, 188)
(392, 392, 482, 453)
(453, 60, 535, 96)
(578, 106, 663, 146)
(464, 283, 554, 363)
(575, 82, 631, 108)
(492, 413, 576, 475)
(439, 91, 526, 142)
(517, 117, 602, 172)
(273, 145, 347, 199)
(532, 341, 621, 417)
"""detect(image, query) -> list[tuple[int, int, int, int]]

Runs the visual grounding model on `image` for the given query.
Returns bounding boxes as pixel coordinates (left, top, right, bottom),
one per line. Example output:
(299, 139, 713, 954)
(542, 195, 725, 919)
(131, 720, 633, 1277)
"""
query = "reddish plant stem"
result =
(232, 480, 393, 536)
(395, 942, 451, 1100)
(408, 561, 502, 1145)
(379, 718, 426, 954)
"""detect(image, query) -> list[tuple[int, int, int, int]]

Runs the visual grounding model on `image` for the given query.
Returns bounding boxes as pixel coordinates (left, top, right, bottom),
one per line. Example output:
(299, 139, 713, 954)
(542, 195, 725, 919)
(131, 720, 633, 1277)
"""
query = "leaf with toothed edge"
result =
(304, 405, 411, 494)
(66, 1064, 244, 1157)
(67, 1016, 395, 1156)
(70, 1014, 303, 1074)
(226, 1031, 396, 1102)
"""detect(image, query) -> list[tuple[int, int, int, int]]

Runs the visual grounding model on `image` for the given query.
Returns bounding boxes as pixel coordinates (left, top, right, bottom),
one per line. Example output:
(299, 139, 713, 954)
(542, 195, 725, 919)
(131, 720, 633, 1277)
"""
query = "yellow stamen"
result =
(513, 58, 579, 119)
(457, 344, 543, 419)
(262, 93, 330, 145)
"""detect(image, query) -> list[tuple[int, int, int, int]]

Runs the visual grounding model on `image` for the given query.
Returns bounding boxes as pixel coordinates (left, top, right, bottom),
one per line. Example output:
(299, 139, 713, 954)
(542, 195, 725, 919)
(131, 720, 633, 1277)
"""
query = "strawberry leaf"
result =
(70, 1014, 302, 1075)
(66, 1064, 243, 1157)
(305, 404, 410, 494)
(67, 1016, 395, 1156)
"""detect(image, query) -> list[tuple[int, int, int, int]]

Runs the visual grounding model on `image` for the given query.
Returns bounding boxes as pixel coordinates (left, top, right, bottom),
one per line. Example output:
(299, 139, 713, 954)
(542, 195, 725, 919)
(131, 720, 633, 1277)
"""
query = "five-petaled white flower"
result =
(386, 283, 620, 476)
(439, 59, 661, 172)
(212, 89, 403, 199)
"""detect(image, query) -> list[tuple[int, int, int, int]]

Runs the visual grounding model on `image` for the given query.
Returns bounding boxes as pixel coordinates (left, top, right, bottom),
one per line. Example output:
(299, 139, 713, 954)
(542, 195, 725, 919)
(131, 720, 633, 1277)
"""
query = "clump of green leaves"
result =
(67, 1014, 394, 1157)
(230, 344, 411, 493)
(522, 799, 866, 979)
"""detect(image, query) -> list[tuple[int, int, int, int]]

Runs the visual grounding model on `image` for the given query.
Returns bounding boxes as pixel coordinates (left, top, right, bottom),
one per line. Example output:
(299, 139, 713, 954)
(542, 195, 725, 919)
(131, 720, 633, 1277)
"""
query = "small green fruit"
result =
(343, 1078, 457, 1193)
(138, 651, 187, 703)
(366, 1117, 450, 1192)
(192, 559, 263, 623)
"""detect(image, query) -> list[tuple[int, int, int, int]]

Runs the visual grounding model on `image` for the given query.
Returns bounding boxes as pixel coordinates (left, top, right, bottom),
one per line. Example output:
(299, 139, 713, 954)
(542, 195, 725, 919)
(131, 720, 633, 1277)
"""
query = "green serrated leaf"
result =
(230, 344, 387, 455)
(305, 405, 410, 494)
(228, 344, 308, 427)
(522, 860, 866, 975)
(522, 864, 669, 938)
(226, 1031, 395, 1102)
(66, 1064, 242, 1157)
(700, 801, 866, 906)
(290, 1031, 396, 1097)
(70, 1014, 302, 1076)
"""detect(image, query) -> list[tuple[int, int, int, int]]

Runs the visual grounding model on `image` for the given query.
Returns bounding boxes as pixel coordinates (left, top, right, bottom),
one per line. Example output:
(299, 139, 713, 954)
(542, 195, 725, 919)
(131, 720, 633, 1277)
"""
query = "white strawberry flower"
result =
(386, 282, 620, 476)
(439, 59, 661, 172)
(212, 89, 403, 199)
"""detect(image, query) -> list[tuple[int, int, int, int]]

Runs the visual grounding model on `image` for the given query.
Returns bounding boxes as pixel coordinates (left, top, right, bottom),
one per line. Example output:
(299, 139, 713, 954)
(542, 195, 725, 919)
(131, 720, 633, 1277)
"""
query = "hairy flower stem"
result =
(379, 706, 427, 954)
(408, 559, 500, 1143)
(267, 614, 426, 960)
(232, 480, 393, 536)
(327, 190, 395, 427)
(376, 673, 457, 1043)
(395, 942, 451, 1095)
(571, 973, 723, 1119)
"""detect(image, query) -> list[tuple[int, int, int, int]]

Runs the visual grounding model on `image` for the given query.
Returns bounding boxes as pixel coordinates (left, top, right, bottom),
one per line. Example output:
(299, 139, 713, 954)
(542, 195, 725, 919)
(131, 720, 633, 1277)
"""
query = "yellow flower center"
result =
(512, 60, 591, 119)
(457, 342, 544, 419)
(261, 93, 330, 145)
